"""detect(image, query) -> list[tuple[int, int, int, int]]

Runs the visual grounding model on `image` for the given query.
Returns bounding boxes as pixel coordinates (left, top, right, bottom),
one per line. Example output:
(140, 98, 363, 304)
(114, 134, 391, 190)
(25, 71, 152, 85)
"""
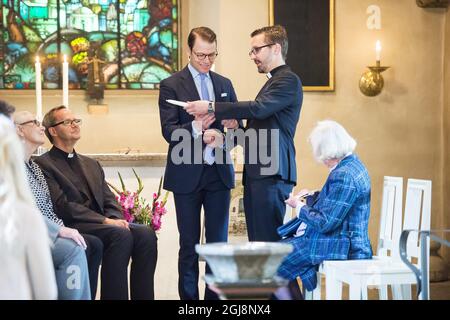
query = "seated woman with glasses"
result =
(14, 110, 102, 300)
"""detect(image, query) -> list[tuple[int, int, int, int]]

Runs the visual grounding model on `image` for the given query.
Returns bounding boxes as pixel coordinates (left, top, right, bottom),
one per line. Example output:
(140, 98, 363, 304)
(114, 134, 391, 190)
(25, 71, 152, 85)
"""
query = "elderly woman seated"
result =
(276, 120, 373, 295)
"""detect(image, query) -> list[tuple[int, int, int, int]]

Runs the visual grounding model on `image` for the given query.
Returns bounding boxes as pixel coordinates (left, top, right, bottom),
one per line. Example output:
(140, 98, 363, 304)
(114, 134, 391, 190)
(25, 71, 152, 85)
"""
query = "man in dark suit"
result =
(35, 106, 158, 300)
(185, 25, 303, 242)
(158, 26, 239, 300)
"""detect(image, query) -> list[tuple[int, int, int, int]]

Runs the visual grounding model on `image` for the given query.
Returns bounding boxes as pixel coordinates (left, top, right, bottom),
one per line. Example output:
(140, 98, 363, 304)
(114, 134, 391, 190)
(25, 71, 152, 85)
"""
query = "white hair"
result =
(0, 115, 36, 251)
(308, 120, 357, 163)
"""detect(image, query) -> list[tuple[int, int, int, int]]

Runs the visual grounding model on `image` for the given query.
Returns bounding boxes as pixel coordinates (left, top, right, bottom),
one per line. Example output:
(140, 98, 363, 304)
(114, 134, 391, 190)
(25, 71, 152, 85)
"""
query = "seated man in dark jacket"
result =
(35, 105, 158, 300)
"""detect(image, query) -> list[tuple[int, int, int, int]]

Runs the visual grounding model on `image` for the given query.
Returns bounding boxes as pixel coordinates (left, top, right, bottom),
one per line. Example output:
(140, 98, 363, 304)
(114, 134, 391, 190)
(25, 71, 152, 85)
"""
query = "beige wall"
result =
(443, 6, 450, 259)
(1, 0, 449, 256)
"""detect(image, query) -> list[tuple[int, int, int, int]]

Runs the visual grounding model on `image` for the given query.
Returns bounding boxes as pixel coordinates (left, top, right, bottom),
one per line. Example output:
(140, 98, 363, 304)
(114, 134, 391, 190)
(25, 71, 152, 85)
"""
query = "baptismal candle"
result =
(35, 56, 42, 121)
(62, 54, 69, 108)
(376, 40, 381, 62)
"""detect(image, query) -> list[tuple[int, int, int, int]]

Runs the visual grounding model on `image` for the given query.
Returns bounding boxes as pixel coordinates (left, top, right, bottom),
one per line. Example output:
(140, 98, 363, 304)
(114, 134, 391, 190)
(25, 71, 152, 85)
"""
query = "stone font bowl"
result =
(195, 242, 293, 283)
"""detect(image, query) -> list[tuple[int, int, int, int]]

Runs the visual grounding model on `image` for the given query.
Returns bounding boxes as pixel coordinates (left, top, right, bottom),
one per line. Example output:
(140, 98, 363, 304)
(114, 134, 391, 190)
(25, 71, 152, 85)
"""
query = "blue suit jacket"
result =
(298, 154, 373, 263)
(278, 154, 372, 290)
(213, 65, 302, 184)
(158, 66, 238, 194)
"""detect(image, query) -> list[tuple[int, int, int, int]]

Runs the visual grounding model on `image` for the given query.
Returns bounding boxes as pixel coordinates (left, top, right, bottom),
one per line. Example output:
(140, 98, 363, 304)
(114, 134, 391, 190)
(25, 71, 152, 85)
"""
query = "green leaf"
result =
(106, 181, 121, 194)
(132, 168, 144, 194)
(118, 172, 126, 192)
(161, 190, 170, 206)
(157, 176, 163, 197)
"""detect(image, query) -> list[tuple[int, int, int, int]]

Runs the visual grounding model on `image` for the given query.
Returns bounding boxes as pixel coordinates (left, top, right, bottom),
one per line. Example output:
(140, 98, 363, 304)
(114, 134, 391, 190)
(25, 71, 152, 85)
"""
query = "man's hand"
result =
(58, 226, 87, 249)
(203, 129, 224, 148)
(195, 114, 216, 131)
(185, 100, 209, 116)
(104, 217, 130, 230)
(221, 119, 239, 129)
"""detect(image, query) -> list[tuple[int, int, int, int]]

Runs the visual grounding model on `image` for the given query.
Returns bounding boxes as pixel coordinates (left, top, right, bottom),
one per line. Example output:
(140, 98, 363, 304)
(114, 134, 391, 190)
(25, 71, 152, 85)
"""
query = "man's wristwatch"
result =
(207, 101, 215, 114)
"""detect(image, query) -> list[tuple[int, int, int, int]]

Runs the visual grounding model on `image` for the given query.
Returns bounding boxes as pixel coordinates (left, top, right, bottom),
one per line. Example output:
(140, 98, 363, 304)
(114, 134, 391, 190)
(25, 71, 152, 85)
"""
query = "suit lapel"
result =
(210, 71, 221, 102)
(180, 67, 201, 101)
(51, 153, 77, 187)
(246, 74, 276, 129)
(49, 149, 102, 212)
(77, 155, 102, 210)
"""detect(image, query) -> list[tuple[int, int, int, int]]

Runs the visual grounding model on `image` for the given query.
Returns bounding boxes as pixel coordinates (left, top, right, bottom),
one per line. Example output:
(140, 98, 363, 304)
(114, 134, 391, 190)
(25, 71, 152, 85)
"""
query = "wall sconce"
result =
(359, 40, 390, 97)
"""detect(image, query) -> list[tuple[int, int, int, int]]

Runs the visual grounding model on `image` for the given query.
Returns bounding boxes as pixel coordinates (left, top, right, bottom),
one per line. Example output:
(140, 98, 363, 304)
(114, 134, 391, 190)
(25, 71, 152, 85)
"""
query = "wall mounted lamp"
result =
(359, 41, 390, 97)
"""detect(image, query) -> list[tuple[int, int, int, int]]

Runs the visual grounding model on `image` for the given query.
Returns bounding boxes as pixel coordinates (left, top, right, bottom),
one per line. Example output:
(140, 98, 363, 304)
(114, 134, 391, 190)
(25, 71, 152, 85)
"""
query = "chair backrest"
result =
(377, 176, 404, 258)
(403, 179, 432, 261)
(403, 178, 431, 298)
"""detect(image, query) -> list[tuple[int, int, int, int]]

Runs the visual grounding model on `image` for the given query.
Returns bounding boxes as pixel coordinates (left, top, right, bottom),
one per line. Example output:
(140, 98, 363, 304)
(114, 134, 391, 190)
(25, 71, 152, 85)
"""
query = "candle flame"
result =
(376, 40, 381, 53)
(35, 56, 40, 63)
(63, 54, 67, 63)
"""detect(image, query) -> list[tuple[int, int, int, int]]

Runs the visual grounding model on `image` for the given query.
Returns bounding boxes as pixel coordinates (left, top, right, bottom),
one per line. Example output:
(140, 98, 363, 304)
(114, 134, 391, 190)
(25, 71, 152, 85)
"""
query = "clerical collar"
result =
(267, 64, 288, 79)
(51, 146, 77, 160)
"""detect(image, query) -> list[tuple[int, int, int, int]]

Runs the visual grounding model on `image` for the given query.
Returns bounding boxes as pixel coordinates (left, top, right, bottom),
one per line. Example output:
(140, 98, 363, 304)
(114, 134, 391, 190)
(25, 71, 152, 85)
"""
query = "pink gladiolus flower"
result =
(123, 194, 135, 210)
(110, 172, 169, 231)
(152, 213, 162, 231)
(123, 209, 134, 223)
(155, 205, 166, 215)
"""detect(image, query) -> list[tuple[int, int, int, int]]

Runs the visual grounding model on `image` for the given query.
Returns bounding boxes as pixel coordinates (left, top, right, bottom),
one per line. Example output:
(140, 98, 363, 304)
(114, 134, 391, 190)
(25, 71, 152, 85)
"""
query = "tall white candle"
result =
(35, 56, 42, 121)
(376, 40, 381, 62)
(62, 54, 69, 108)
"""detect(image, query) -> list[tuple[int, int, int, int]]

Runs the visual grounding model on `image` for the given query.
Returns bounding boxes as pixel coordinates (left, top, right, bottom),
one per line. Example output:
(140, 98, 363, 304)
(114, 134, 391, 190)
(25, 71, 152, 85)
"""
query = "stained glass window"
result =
(0, 0, 179, 90)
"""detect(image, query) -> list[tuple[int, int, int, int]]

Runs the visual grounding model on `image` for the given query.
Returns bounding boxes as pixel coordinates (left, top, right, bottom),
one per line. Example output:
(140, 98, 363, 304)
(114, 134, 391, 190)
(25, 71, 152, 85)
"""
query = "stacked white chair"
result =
(305, 177, 431, 300)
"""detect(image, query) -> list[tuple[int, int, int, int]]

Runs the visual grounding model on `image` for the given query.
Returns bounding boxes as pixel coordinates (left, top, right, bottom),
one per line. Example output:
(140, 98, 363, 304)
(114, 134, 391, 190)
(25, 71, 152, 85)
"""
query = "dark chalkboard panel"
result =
(270, 0, 334, 91)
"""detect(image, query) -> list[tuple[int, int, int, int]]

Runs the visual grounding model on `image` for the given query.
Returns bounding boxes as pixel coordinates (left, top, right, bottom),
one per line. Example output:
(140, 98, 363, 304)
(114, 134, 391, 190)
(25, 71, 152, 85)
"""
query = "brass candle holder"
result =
(359, 61, 390, 97)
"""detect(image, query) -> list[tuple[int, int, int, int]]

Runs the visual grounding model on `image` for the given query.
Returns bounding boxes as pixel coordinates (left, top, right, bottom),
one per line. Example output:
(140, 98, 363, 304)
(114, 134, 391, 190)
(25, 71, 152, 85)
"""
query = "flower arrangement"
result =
(107, 169, 169, 232)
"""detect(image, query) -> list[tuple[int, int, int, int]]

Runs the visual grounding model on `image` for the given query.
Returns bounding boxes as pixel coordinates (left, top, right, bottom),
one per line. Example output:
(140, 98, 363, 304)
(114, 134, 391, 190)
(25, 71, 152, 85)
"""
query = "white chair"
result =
(314, 178, 431, 300)
(305, 176, 403, 299)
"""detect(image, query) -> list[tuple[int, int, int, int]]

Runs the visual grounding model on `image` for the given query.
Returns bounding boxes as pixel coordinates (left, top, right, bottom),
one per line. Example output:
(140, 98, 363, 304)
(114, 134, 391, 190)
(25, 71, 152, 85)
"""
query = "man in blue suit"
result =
(158, 27, 239, 300)
(185, 25, 303, 242)
(278, 120, 373, 293)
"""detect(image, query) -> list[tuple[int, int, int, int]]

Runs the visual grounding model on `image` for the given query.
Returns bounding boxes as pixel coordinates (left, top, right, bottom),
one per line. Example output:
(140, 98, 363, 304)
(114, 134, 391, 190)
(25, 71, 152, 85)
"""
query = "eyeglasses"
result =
(248, 43, 275, 56)
(50, 119, 82, 127)
(17, 119, 41, 127)
(192, 51, 218, 61)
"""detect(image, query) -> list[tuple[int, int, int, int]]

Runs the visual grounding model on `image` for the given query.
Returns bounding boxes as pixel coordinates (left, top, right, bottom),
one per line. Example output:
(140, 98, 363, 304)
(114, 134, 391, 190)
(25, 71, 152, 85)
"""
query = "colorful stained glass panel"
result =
(0, 0, 179, 90)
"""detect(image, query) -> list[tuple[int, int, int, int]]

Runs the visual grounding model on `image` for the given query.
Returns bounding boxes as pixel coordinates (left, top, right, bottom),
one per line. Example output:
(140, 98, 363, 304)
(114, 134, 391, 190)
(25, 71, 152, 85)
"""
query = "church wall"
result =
(2, 0, 448, 258)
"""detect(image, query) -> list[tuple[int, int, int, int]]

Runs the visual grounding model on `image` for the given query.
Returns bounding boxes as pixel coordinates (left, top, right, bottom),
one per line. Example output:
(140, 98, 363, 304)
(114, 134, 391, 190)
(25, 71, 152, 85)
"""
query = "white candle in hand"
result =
(62, 54, 69, 108)
(376, 40, 381, 62)
(35, 56, 42, 121)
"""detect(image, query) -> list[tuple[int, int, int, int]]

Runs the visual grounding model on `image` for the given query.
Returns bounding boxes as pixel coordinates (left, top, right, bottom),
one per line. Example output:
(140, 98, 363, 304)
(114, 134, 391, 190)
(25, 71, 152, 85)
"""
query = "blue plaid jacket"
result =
(277, 154, 372, 291)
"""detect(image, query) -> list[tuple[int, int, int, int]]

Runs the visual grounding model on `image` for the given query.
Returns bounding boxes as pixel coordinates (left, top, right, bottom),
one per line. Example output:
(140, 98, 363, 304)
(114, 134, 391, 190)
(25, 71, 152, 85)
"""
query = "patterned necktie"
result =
(199, 73, 210, 101)
(199, 73, 215, 165)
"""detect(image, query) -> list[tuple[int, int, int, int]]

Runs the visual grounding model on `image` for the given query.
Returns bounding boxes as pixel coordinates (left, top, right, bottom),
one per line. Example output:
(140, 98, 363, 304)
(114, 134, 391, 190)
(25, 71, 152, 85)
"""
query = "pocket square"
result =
(221, 93, 228, 97)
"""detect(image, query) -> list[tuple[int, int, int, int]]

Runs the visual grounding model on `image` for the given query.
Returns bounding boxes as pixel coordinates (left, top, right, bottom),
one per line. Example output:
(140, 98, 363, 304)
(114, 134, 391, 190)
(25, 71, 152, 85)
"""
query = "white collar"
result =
(188, 63, 209, 79)
(329, 152, 353, 172)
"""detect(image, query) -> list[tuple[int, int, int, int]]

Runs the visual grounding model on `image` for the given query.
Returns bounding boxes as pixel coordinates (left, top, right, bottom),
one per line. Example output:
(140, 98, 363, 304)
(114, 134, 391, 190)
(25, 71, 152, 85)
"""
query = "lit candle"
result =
(376, 40, 381, 62)
(35, 56, 42, 121)
(62, 54, 69, 108)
